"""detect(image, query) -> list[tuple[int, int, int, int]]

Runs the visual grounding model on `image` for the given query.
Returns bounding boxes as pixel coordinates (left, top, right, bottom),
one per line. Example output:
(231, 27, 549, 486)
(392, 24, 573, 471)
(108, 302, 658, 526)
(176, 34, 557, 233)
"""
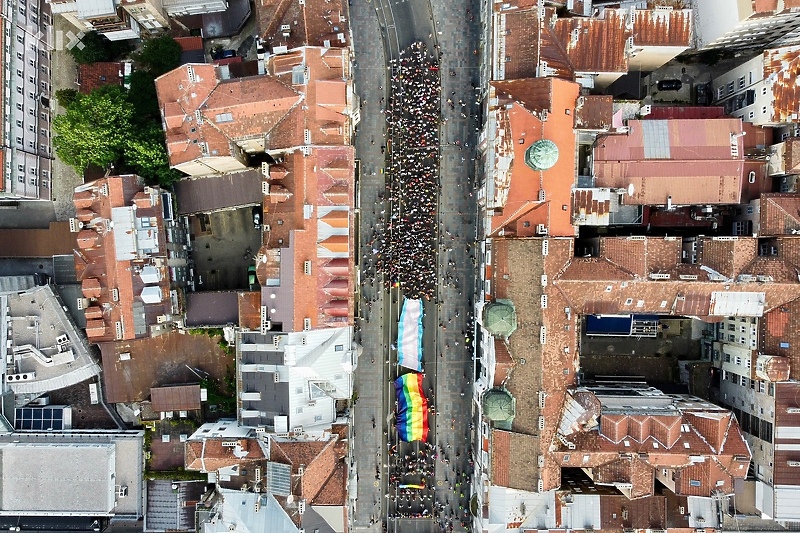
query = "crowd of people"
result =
(384, 439, 474, 531)
(376, 42, 442, 300)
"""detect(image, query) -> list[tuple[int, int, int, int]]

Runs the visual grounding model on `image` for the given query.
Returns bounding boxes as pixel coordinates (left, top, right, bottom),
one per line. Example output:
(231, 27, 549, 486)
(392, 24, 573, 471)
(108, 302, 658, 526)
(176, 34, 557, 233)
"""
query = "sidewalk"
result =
(50, 14, 83, 221)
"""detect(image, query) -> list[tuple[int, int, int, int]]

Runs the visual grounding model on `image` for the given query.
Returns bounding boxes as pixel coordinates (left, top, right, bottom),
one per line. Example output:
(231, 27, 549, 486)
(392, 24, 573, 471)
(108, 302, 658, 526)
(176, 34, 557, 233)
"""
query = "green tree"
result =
(124, 124, 182, 186)
(127, 70, 159, 120)
(68, 31, 111, 65)
(52, 85, 134, 171)
(135, 35, 183, 76)
(54, 88, 78, 109)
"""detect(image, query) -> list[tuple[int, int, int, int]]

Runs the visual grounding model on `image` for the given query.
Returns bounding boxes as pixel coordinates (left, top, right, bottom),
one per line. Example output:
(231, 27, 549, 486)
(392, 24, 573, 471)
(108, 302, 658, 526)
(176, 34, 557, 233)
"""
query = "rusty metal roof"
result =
(764, 45, 800, 123)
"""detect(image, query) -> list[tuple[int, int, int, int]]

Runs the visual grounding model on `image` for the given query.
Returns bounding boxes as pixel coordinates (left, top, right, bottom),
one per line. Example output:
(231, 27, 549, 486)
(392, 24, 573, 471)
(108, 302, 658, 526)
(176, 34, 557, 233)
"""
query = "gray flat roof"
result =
(0, 442, 115, 514)
(174, 169, 262, 215)
(0, 431, 143, 518)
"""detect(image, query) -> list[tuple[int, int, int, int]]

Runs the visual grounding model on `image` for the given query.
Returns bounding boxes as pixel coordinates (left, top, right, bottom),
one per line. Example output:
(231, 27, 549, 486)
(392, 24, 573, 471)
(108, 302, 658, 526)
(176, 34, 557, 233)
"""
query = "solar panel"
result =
(14, 407, 65, 431)
(266, 462, 291, 496)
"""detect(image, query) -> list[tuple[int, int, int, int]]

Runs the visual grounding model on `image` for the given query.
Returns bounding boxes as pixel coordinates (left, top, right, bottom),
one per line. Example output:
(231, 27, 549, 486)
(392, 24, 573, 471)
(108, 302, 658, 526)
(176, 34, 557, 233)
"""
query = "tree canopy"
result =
(67, 31, 131, 65)
(52, 86, 134, 170)
(134, 35, 183, 77)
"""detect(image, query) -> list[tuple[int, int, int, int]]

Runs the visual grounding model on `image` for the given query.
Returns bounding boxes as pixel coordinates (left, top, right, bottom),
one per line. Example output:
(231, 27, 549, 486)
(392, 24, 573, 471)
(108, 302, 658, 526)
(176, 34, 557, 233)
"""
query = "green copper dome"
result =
(524, 139, 559, 171)
(483, 388, 515, 426)
(483, 301, 517, 338)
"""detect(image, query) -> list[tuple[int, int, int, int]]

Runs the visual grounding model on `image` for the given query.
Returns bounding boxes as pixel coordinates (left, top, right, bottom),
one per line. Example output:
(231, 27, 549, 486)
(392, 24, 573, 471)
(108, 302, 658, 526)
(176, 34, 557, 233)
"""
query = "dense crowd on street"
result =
(376, 42, 441, 300)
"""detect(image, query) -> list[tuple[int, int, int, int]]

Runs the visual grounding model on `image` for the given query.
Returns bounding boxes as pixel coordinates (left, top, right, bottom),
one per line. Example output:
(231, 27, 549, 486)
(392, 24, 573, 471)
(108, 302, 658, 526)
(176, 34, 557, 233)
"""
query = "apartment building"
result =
(694, 0, 800, 51)
(492, 5, 691, 88)
(471, 234, 789, 532)
(155, 48, 355, 176)
(71, 174, 189, 343)
(48, 0, 170, 40)
(2, 0, 53, 199)
(713, 45, 800, 127)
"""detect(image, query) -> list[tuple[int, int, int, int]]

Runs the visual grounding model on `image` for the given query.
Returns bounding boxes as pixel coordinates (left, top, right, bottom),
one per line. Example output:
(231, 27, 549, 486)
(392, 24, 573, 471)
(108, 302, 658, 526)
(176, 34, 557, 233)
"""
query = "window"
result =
(738, 76, 745, 89)
(728, 324, 736, 331)
(689, 479, 701, 487)
(17, 175, 24, 183)
(28, 59, 33, 67)
(735, 356, 742, 365)
(15, 120, 22, 128)
(749, 111, 754, 119)
(728, 334, 736, 342)
(15, 136, 22, 145)
(727, 81, 734, 94)
(335, 344, 344, 351)
(762, 86, 768, 95)
(28, 167, 35, 175)
(27, 125, 34, 132)
(15, 86, 22, 95)
(759, 381, 766, 393)
(16, 69, 22, 77)
(741, 376, 748, 387)
(16, 34, 23, 44)
(763, 106, 768, 114)
(724, 353, 731, 363)
(16, 52, 22, 60)
(718, 86, 725, 99)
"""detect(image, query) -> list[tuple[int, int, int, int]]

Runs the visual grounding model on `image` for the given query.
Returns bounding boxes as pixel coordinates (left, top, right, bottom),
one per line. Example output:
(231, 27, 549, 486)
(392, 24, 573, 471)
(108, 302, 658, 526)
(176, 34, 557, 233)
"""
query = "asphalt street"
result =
(350, 0, 482, 529)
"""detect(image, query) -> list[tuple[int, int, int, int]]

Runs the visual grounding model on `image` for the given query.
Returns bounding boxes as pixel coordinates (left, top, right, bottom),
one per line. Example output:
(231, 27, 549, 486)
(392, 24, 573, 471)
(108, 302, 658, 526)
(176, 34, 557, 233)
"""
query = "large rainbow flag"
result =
(394, 373, 429, 442)
(397, 298, 423, 371)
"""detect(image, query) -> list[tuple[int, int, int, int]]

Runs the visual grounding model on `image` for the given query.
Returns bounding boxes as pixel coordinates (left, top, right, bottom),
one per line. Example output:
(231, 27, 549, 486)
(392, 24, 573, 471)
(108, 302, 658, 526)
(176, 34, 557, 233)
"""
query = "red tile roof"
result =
(78, 62, 123, 95)
(489, 78, 580, 237)
(174, 36, 204, 51)
(593, 118, 749, 206)
(185, 437, 267, 472)
(156, 48, 352, 174)
(150, 384, 202, 412)
(759, 193, 800, 235)
(72, 175, 174, 342)
(496, 7, 690, 82)
(764, 45, 800, 124)
(256, 0, 350, 50)
(256, 146, 355, 330)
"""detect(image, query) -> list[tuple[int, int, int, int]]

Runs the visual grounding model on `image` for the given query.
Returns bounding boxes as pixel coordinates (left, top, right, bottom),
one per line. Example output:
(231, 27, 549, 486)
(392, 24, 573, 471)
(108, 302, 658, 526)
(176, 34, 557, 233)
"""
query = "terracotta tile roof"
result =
(784, 138, 800, 174)
(489, 78, 580, 237)
(269, 436, 346, 504)
(599, 492, 672, 529)
(238, 291, 262, 330)
(77, 62, 123, 95)
(185, 437, 267, 472)
(490, 429, 511, 487)
(555, 389, 750, 498)
(559, 257, 635, 281)
(493, 338, 513, 387)
(552, 10, 628, 75)
(759, 193, 800, 235)
(174, 36, 204, 51)
(156, 55, 352, 174)
(574, 95, 612, 131)
(762, 296, 800, 379)
(495, 8, 544, 80)
(631, 7, 692, 47)
(256, 0, 350, 50)
(697, 237, 758, 278)
(72, 175, 174, 342)
(257, 146, 355, 330)
(764, 45, 800, 124)
(593, 118, 747, 206)
(150, 384, 202, 412)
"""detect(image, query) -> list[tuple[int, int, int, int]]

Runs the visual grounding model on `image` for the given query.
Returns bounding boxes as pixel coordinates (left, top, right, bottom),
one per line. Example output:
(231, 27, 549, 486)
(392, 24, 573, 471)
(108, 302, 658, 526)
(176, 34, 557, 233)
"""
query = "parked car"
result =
(657, 79, 682, 91)
(252, 206, 262, 229)
(211, 48, 237, 60)
(248, 265, 257, 290)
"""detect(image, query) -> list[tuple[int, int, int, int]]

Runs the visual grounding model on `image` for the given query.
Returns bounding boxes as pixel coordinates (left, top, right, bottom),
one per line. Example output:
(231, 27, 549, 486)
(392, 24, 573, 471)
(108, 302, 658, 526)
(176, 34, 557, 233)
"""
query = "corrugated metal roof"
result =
(709, 291, 766, 316)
